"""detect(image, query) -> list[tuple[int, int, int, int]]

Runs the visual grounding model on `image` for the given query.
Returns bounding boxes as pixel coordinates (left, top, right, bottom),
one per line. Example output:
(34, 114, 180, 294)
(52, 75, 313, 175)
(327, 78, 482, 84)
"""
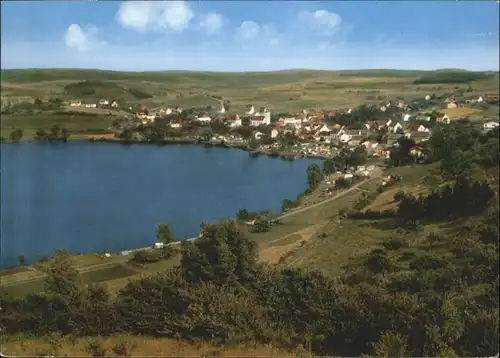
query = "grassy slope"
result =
(2, 69, 498, 112)
(2, 334, 307, 357)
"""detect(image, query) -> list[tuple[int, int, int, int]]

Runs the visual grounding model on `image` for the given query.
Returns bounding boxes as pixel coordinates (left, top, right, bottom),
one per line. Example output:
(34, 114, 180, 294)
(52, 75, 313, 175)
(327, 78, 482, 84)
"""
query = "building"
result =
(483, 121, 499, 130)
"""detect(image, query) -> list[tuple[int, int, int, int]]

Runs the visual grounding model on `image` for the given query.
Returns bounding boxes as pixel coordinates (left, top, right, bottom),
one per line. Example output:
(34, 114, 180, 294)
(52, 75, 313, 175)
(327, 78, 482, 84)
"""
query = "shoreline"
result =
(0, 137, 329, 270)
(1, 136, 331, 160)
(0, 174, 377, 274)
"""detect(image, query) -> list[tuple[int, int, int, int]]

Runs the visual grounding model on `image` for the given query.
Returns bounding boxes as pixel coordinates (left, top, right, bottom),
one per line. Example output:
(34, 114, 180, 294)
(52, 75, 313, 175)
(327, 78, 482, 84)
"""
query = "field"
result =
(441, 106, 483, 118)
(2, 334, 306, 357)
(262, 163, 441, 277)
(2, 69, 499, 113)
(0, 113, 115, 139)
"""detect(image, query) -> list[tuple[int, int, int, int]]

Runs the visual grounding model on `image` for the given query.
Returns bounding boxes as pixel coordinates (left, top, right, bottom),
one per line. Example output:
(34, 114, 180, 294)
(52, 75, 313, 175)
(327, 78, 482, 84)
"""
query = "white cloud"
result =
(199, 12, 223, 35)
(64, 24, 105, 52)
(237, 21, 260, 40)
(117, 1, 194, 32)
(298, 9, 342, 35)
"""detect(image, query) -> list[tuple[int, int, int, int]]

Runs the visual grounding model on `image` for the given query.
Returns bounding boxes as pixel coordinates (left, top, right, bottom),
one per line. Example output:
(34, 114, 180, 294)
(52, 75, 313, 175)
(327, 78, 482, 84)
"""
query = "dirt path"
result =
(279, 172, 381, 220)
(259, 222, 328, 264)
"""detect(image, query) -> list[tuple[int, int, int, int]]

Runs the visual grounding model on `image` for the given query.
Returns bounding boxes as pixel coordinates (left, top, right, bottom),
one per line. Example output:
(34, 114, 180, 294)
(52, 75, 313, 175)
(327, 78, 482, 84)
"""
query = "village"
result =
(67, 91, 500, 161)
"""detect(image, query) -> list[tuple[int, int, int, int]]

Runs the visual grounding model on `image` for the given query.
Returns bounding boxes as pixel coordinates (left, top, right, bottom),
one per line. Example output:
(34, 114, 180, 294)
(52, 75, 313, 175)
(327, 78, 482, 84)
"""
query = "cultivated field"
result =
(2, 69, 498, 113)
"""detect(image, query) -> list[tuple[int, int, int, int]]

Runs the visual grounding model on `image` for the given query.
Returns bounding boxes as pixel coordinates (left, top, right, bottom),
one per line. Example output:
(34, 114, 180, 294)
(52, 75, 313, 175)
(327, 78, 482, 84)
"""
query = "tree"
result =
(236, 208, 249, 221)
(307, 163, 324, 189)
(61, 128, 69, 142)
(156, 224, 175, 245)
(50, 124, 61, 140)
(253, 218, 270, 233)
(34, 98, 43, 107)
(18, 255, 25, 266)
(440, 149, 473, 181)
(248, 137, 260, 150)
(373, 331, 409, 357)
(34, 129, 48, 140)
(43, 250, 80, 298)
(9, 129, 23, 142)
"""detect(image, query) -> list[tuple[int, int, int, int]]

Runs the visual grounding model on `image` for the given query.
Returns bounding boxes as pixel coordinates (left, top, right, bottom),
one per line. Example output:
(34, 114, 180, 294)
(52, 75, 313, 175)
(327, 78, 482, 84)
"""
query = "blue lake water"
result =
(0, 141, 321, 268)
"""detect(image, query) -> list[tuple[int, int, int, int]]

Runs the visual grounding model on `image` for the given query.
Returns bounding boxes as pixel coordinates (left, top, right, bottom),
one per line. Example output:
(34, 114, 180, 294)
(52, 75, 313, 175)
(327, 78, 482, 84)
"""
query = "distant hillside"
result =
(0, 68, 326, 85)
(413, 70, 492, 84)
(63, 80, 153, 99)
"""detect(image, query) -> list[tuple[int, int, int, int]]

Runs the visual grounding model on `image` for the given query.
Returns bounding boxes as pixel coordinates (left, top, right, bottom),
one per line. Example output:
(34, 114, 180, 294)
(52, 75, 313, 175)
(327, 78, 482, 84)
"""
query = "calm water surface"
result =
(0, 141, 321, 268)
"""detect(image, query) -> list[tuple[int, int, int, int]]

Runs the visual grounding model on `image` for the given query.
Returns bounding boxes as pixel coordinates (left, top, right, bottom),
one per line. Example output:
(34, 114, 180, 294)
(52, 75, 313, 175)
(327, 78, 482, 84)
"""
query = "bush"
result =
(348, 209, 395, 219)
(393, 190, 406, 202)
(252, 219, 271, 233)
(129, 248, 175, 264)
(128, 88, 153, 99)
(382, 237, 409, 251)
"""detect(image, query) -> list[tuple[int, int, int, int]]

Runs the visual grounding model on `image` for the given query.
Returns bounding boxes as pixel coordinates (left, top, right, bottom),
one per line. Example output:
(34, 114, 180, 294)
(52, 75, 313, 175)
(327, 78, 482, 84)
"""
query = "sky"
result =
(1, 1, 499, 72)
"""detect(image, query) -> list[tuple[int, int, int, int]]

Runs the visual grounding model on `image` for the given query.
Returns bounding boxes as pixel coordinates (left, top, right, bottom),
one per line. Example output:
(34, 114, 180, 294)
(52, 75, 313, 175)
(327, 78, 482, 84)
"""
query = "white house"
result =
(229, 115, 242, 128)
(315, 124, 331, 136)
(403, 114, 412, 122)
(393, 122, 404, 133)
(280, 117, 302, 126)
(170, 122, 182, 128)
(483, 121, 499, 130)
(220, 105, 226, 114)
(246, 106, 255, 115)
(111, 101, 119, 108)
(425, 94, 431, 101)
(251, 114, 271, 127)
(412, 124, 430, 132)
(437, 114, 451, 124)
(271, 128, 279, 138)
(477, 96, 484, 103)
(447, 102, 457, 109)
(69, 100, 82, 107)
(339, 133, 352, 143)
(196, 116, 212, 123)
(165, 108, 173, 115)
(254, 131, 264, 139)
(380, 105, 387, 112)
(84, 103, 97, 108)
(99, 99, 109, 106)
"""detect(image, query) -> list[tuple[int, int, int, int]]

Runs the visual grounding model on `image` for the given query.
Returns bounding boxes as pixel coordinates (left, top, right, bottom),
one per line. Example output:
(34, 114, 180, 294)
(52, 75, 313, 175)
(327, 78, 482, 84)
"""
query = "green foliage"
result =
(282, 198, 301, 212)
(9, 129, 23, 142)
(64, 80, 122, 97)
(397, 177, 494, 221)
(413, 71, 490, 84)
(43, 250, 79, 298)
(156, 224, 175, 245)
(372, 331, 409, 357)
(1, 204, 498, 357)
(128, 87, 153, 99)
(307, 163, 324, 189)
(252, 218, 271, 233)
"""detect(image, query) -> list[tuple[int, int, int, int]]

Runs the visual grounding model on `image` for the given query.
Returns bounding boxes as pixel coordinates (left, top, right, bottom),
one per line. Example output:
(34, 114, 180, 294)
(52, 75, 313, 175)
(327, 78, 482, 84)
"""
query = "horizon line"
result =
(1, 67, 499, 74)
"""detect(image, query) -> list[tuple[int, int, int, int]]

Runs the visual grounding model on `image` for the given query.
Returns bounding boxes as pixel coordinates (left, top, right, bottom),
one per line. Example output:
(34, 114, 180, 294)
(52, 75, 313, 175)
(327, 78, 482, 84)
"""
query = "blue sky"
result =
(1, 1, 499, 71)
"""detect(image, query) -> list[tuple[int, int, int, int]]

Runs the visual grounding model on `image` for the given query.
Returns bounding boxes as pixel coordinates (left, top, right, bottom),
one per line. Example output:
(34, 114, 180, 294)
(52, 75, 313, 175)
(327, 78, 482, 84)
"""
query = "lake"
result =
(0, 141, 321, 268)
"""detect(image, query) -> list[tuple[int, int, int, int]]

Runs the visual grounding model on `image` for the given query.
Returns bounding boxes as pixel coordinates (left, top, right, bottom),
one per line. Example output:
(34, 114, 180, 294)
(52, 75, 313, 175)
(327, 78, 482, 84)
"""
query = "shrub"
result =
(85, 338, 107, 357)
(393, 190, 406, 202)
(382, 237, 409, 251)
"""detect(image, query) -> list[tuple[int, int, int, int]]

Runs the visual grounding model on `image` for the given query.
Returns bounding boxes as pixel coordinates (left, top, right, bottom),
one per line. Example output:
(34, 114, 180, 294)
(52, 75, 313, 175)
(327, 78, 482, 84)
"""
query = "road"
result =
(1, 169, 382, 287)
(279, 172, 381, 220)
